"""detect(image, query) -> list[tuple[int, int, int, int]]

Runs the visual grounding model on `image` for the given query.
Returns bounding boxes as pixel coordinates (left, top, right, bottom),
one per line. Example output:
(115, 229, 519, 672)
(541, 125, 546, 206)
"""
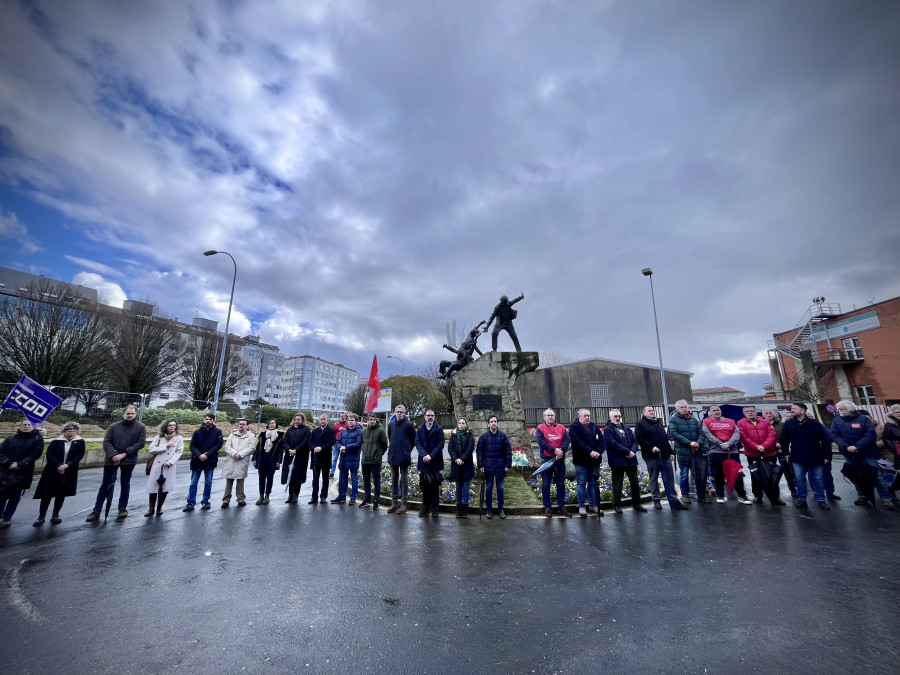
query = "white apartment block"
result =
(277, 355, 359, 416)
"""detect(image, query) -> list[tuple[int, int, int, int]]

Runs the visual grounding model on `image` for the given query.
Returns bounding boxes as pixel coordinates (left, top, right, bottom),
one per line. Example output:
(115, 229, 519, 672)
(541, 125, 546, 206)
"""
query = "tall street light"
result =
(386, 355, 405, 376)
(204, 250, 237, 415)
(642, 268, 669, 418)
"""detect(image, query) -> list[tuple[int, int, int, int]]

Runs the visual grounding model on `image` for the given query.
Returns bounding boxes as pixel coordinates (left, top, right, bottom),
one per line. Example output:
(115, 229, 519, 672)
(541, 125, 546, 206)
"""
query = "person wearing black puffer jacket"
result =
(635, 406, 688, 511)
(0, 418, 44, 527)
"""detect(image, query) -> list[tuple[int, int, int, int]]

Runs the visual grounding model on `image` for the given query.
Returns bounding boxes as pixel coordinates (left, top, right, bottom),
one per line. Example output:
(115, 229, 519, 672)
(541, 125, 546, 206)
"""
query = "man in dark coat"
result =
(415, 410, 444, 517)
(635, 406, 687, 511)
(387, 405, 416, 514)
(476, 415, 512, 519)
(86, 405, 146, 521)
(764, 409, 796, 499)
(604, 410, 648, 514)
(831, 400, 884, 506)
(281, 413, 311, 504)
(782, 403, 831, 510)
(568, 409, 604, 517)
(309, 414, 336, 505)
(483, 293, 524, 351)
(0, 418, 45, 526)
(183, 413, 224, 511)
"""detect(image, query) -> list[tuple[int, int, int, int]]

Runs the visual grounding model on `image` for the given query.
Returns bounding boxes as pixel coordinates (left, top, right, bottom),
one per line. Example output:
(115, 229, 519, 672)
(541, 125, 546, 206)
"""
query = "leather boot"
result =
(156, 492, 168, 515)
(396, 502, 407, 514)
(145, 494, 157, 517)
(387, 500, 399, 514)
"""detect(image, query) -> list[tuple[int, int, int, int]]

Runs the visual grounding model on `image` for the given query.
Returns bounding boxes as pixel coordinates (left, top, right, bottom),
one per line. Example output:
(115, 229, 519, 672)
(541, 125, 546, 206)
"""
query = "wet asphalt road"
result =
(1, 458, 898, 674)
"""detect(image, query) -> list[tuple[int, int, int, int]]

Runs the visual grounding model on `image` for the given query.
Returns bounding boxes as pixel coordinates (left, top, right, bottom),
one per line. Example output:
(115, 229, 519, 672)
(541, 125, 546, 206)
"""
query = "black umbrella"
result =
(102, 479, 115, 521)
(841, 460, 878, 505)
(749, 460, 783, 504)
(478, 476, 485, 520)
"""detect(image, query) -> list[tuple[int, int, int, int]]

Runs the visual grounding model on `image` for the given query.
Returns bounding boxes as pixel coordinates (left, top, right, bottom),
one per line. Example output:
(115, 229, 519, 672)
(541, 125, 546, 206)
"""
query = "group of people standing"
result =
(1, 399, 897, 528)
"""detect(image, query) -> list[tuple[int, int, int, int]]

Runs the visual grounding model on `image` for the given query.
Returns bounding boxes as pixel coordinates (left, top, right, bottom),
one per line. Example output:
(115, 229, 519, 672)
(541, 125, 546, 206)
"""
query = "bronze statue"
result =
(439, 323, 485, 379)
(484, 292, 524, 351)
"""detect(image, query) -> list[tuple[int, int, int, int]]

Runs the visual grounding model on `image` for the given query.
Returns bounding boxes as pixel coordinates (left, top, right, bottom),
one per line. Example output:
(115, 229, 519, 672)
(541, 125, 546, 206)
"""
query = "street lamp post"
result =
(642, 268, 669, 418)
(386, 355, 405, 376)
(204, 250, 237, 415)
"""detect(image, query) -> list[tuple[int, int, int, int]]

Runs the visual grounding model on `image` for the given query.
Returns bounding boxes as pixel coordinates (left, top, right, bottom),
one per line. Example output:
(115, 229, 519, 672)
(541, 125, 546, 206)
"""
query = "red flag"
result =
(365, 356, 380, 415)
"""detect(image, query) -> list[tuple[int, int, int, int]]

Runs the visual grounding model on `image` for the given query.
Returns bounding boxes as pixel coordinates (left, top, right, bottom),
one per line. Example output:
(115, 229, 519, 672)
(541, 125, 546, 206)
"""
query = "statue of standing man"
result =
(484, 292, 524, 352)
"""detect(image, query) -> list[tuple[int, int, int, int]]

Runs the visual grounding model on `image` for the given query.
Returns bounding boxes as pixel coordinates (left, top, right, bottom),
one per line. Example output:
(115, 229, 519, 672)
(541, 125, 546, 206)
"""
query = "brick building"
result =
(691, 386, 745, 403)
(769, 296, 900, 406)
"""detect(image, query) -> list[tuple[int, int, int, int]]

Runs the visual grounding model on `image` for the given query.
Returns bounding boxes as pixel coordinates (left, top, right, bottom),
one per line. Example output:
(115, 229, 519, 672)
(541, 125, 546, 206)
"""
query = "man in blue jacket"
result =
(782, 403, 831, 510)
(416, 410, 444, 517)
(332, 413, 362, 505)
(831, 400, 885, 507)
(183, 414, 223, 511)
(477, 415, 513, 519)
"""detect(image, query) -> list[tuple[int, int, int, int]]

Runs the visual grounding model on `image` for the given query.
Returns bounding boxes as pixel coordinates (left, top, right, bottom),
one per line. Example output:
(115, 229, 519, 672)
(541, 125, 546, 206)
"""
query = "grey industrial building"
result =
(517, 357, 693, 413)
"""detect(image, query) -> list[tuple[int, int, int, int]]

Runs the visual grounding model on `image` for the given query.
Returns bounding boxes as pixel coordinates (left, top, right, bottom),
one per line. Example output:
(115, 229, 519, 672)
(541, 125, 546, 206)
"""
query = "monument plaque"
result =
(472, 394, 502, 411)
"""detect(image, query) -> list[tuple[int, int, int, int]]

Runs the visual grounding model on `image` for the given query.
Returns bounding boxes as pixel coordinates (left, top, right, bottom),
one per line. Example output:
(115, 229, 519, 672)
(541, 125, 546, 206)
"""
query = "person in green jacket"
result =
(359, 414, 388, 510)
(668, 400, 708, 503)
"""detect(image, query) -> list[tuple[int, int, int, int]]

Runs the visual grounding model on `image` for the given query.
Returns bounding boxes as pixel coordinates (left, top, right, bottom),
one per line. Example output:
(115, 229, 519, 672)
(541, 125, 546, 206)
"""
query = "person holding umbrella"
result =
(476, 416, 512, 520)
(738, 407, 784, 506)
(701, 405, 751, 504)
(0, 418, 44, 527)
(448, 417, 475, 518)
(281, 413, 310, 504)
(144, 419, 184, 517)
(252, 420, 284, 506)
(33, 421, 86, 526)
(536, 408, 572, 518)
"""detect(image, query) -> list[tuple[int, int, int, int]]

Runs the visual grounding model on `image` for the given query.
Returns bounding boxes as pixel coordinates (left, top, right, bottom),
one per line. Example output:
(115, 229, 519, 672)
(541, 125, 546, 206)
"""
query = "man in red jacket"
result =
(737, 407, 783, 505)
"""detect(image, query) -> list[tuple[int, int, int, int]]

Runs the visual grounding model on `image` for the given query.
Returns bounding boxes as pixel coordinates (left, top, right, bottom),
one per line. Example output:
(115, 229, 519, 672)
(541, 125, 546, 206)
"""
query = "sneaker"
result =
(33, 518, 45, 527)
(348, 499, 357, 506)
(716, 497, 725, 503)
(117, 509, 128, 519)
(396, 503, 407, 514)
(85, 511, 100, 522)
(182, 505, 194, 512)
(737, 498, 753, 505)
(882, 500, 896, 511)
(430, 510, 438, 518)
(854, 497, 870, 506)
(0, 520, 10, 528)
(358, 501, 369, 508)
(255, 498, 265, 505)
(50, 516, 62, 524)
(330, 498, 346, 504)
(818, 502, 831, 510)
(201, 503, 211, 510)
(681, 495, 692, 503)
(653, 500, 662, 510)
(486, 510, 493, 519)
(262, 496, 270, 505)
(579, 507, 587, 518)
(498, 509, 506, 519)
(544, 508, 553, 518)
(796, 501, 808, 509)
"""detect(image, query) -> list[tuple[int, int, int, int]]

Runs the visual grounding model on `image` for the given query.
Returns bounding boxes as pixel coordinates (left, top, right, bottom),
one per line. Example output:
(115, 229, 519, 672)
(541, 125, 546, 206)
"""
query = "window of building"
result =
(855, 385, 876, 406)
(590, 383, 611, 407)
(842, 337, 863, 360)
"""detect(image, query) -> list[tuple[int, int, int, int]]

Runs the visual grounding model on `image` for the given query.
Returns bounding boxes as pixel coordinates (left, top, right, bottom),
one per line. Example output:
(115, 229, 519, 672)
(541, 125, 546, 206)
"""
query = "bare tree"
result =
(178, 331, 252, 408)
(106, 301, 185, 396)
(0, 279, 111, 387)
(555, 370, 583, 423)
(421, 361, 453, 405)
(343, 383, 368, 417)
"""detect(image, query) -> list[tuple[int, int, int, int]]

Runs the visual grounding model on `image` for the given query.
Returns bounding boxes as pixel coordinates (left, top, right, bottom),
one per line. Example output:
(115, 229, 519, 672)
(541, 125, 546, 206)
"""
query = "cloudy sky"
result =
(1, 0, 898, 396)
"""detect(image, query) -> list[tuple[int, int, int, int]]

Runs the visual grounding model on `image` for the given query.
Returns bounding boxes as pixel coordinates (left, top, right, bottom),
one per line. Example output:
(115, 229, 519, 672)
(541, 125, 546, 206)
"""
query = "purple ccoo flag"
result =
(1, 375, 62, 426)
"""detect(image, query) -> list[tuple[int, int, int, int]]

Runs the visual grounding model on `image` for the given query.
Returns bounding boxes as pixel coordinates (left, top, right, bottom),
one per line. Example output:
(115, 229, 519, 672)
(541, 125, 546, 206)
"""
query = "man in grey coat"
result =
(86, 406, 146, 521)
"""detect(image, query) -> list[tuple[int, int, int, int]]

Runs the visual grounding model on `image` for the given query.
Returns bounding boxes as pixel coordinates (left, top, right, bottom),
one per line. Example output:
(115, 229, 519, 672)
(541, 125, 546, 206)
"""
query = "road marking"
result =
(3, 558, 44, 623)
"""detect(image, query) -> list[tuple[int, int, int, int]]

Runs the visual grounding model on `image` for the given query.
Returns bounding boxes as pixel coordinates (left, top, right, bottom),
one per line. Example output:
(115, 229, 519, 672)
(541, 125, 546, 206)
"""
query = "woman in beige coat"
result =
(145, 419, 184, 516)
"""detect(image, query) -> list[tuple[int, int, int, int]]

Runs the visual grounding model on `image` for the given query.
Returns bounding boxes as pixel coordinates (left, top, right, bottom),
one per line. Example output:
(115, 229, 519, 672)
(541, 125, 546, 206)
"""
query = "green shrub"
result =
(111, 408, 228, 427)
(163, 400, 195, 410)
(242, 404, 315, 428)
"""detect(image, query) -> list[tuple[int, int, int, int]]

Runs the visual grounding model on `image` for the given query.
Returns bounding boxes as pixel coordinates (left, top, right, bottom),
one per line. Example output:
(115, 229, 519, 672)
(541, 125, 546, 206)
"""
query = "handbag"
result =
(145, 453, 156, 476)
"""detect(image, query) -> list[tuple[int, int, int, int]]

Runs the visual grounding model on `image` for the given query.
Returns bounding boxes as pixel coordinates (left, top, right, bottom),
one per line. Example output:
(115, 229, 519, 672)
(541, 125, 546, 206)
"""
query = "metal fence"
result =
(0, 382, 150, 434)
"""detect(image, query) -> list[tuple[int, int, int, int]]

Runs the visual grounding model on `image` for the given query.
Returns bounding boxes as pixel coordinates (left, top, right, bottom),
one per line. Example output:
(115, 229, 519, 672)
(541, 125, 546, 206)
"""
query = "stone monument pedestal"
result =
(448, 351, 539, 449)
